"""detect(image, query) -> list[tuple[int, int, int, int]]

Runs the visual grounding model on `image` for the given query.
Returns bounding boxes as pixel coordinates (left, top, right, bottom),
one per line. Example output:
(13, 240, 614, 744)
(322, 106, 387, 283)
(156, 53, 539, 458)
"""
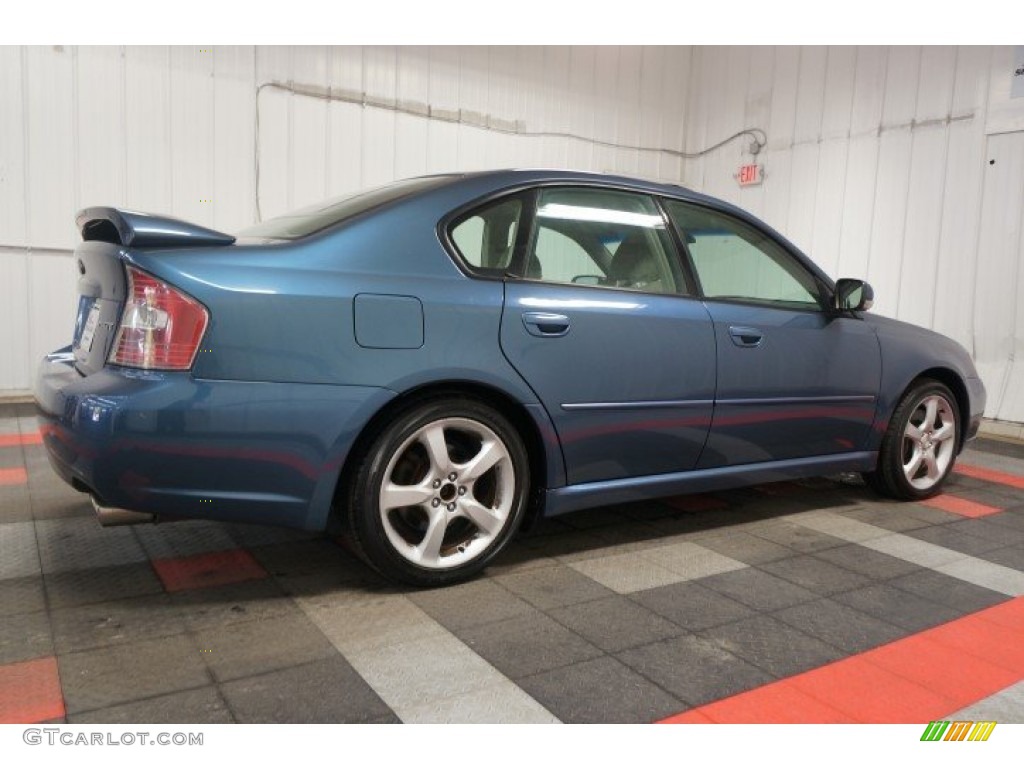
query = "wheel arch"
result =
(897, 367, 971, 452)
(329, 380, 557, 535)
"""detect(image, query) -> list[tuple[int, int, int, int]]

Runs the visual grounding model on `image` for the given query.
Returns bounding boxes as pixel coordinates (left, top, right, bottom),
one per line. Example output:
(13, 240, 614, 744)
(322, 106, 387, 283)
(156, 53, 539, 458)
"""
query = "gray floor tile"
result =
(520, 655, 683, 723)
(35, 518, 147, 574)
(617, 634, 773, 707)
(773, 598, 906, 654)
(833, 583, 962, 632)
(567, 552, 684, 594)
(0, 521, 40, 579)
(43, 563, 164, 609)
(843, 505, 933, 532)
(632, 581, 757, 631)
(400, 679, 560, 724)
(887, 569, 1009, 613)
(643, 542, 747, 580)
(495, 564, 614, 610)
(812, 543, 922, 580)
(194, 613, 337, 682)
(0, 489, 33, 523)
(949, 680, 1024, 723)
(457, 610, 602, 679)
(943, 518, 1024, 547)
(0, 609, 54, 664)
(68, 686, 234, 724)
(699, 614, 843, 678)
(409, 578, 534, 631)
(221, 656, 393, 723)
(549, 595, 683, 653)
(50, 594, 188, 654)
(759, 554, 872, 596)
(697, 567, 818, 611)
(935, 558, 1024, 596)
(59, 633, 210, 714)
(0, 575, 46, 617)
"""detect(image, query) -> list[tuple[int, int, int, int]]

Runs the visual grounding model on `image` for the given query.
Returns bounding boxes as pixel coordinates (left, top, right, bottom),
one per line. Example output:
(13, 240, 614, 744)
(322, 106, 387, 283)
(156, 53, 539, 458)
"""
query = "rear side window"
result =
(523, 187, 686, 295)
(450, 196, 523, 273)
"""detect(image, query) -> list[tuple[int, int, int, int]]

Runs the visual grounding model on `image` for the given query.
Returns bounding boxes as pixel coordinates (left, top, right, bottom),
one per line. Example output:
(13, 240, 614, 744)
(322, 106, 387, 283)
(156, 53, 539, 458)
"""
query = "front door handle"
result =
(728, 325, 764, 347)
(522, 312, 570, 337)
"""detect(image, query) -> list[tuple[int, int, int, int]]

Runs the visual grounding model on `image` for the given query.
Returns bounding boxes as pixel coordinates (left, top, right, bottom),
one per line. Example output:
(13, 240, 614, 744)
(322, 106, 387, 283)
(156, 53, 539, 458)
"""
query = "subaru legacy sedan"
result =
(35, 169, 985, 586)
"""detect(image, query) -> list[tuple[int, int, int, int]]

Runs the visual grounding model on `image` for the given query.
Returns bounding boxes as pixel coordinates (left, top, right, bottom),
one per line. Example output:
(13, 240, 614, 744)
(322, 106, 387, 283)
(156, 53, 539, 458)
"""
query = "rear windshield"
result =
(238, 175, 455, 240)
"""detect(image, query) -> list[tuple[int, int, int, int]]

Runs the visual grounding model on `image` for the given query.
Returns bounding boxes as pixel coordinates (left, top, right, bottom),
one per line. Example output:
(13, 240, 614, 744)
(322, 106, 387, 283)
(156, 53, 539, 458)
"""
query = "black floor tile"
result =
(812, 543, 922, 580)
(409, 578, 533, 631)
(457, 610, 602, 680)
(904, 525, 1004, 557)
(751, 522, 848, 553)
(0, 609, 53, 664)
(43, 563, 164, 609)
(617, 634, 773, 707)
(68, 686, 234, 724)
(886, 570, 1009, 614)
(519, 656, 683, 723)
(944, 518, 1024, 547)
(699, 614, 843, 678)
(495, 564, 613, 610)
(0, 575, 46, 617)
(759, 554, 872, 596)
(170, 578, 300, 631)
(549, 596, 683, 653)
(631, 581, 757, 632)
(982, 546, 1024, 571)
(833, 583, 963, 632)
(50, 594, 186, 655)
(697, 567, 818, 612)
(59, 633, 210, 714)
(697, 531, 796, 565)
(221, 656, 394, 724)
(194, 613, 337, 683)
(773, 598, 907, 654)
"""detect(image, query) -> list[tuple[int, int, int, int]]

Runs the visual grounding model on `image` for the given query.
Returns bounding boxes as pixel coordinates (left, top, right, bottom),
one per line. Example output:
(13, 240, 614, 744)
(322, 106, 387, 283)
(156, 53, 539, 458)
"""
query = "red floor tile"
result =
(682, 680, 856, 724)
(660, 709, 715, 724)
(659, 597, 1024, 724)
(0, 657, 65, 724)
(151, 548, 268, 593)
(0, 432, 43, 447)
(956, 463, 1024, 490)
(663, 494, 728, 512)
(0, 467, 28, 486)
(919, 494, 1002, 518)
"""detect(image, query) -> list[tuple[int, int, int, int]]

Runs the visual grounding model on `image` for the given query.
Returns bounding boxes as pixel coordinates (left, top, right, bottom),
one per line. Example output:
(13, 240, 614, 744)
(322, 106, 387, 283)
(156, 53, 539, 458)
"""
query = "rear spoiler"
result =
(76, 207, 236, 248)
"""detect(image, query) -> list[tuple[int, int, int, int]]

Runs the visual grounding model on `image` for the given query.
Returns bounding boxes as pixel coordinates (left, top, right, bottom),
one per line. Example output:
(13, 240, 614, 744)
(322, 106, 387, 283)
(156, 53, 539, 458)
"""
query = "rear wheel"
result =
(346, 398, 530, 587)
(864, 379, 959, 500)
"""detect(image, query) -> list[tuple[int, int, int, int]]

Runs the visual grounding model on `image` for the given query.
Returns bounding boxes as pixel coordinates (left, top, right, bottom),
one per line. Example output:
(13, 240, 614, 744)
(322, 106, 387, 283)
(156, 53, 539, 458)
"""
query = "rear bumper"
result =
(34, 347, 395, 530)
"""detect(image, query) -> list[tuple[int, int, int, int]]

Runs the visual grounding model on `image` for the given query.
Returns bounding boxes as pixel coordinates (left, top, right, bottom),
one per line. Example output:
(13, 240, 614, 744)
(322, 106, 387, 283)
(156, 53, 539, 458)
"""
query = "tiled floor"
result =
(2, 401, 1024, 724)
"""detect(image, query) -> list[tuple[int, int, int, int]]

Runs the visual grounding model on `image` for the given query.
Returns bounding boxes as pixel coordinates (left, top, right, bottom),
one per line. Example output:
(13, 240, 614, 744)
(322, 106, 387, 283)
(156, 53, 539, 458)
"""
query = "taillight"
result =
(108, 266, 208, 370)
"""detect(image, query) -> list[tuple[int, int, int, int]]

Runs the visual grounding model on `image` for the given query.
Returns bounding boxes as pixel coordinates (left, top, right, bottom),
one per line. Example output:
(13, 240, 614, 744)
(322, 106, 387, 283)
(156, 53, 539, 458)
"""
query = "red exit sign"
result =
(737, 164, 763, 186)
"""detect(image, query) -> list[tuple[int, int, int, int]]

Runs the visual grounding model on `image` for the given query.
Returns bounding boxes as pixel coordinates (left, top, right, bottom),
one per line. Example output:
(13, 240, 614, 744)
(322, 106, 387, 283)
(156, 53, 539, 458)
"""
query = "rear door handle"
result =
(728, 325, 764, 347)
(522, 312, 570, 337)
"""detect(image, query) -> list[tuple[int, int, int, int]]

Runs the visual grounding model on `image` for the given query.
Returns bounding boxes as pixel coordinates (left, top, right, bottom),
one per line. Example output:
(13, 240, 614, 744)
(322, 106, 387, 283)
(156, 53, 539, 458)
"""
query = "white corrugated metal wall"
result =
(2, 45, 1023, 426)
(0, 45, 692, 394)
(682, 46, 1024, 423)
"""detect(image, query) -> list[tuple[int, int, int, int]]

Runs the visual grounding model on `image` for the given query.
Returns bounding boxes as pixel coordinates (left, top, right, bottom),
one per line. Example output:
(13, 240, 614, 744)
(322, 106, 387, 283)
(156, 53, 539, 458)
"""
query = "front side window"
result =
(664, 200, 822, 309)
(523, 188, 685, 295)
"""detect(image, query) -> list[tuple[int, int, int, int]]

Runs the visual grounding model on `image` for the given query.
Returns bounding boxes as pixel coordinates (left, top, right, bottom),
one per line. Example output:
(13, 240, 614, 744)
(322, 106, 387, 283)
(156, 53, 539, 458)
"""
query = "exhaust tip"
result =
(91, 496, 156, 526)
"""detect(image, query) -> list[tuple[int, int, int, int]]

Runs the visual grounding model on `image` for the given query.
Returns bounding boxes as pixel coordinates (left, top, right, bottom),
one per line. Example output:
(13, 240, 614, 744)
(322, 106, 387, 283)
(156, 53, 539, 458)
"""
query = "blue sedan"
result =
(35, 170, 986, 585)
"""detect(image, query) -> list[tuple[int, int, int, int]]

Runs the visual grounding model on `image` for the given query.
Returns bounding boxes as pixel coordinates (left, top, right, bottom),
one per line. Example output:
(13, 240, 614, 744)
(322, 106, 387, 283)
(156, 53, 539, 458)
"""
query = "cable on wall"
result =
(253, 80, 767, 222)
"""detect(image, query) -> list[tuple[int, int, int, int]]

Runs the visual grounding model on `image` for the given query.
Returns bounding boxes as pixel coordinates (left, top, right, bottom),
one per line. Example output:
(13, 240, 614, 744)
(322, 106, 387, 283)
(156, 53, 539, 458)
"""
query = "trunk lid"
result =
(70, 208, 234, 376)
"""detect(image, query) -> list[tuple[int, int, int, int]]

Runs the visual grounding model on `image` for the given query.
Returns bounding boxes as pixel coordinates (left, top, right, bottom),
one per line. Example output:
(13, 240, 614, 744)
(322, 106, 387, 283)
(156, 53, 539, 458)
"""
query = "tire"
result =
(863, 379, 960, 500)
(345, 397, 530, 587)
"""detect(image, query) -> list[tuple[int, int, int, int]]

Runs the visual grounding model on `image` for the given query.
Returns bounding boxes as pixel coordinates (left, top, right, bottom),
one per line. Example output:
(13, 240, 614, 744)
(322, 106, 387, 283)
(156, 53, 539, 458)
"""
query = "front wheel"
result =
(346, 398, 530, 587)
(863, 380, 959, 500)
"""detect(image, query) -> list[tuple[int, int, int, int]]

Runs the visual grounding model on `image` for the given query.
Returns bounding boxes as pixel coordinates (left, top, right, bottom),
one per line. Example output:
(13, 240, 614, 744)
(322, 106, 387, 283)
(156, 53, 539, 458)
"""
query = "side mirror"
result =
(834, 278, 874, 312)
